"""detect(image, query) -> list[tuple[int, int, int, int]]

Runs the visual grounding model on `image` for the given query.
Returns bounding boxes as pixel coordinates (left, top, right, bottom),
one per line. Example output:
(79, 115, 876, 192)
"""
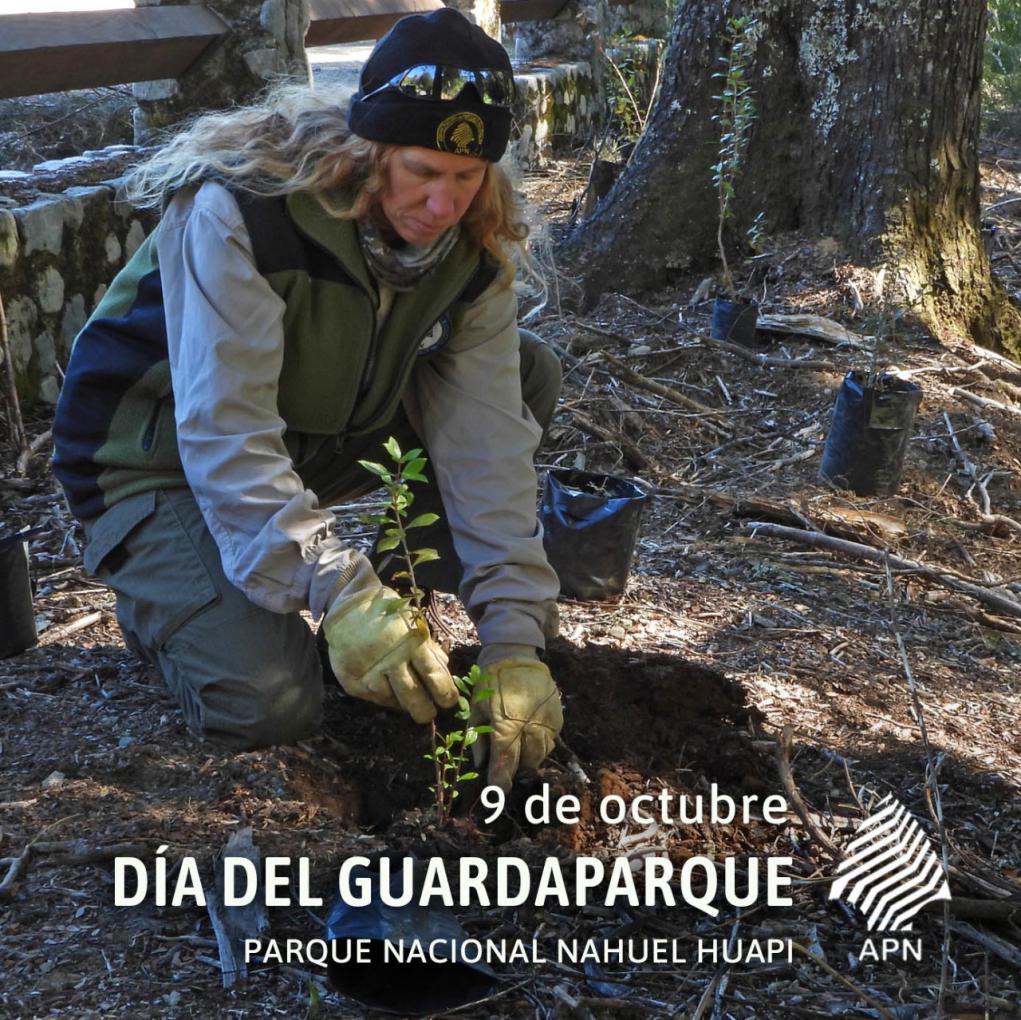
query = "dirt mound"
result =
(545, 641, 765, 784)
(315, 640, 769, 839)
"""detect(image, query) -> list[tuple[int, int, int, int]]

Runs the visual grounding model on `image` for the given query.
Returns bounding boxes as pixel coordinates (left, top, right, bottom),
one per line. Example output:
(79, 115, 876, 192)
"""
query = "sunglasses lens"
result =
(479, 71, 514, 106)
(438, 68, 474, 101)
(368, 66, 515, 106)
(394, 65, 439, 99)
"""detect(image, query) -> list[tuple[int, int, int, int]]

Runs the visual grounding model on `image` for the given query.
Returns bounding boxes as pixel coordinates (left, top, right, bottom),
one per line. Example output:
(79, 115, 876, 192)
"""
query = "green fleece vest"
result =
(52, 186, 494, 519)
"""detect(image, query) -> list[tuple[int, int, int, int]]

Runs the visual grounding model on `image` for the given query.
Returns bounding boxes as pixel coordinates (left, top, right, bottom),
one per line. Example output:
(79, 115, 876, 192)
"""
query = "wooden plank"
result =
(500, 0, 572, 23)
(307, 0, 442, 45)
(0, 6, 227, 100)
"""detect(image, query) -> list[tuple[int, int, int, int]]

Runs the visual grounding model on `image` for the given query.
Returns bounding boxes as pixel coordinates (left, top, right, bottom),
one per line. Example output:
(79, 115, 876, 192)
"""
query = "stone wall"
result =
(512, 62, 598, 169)
(1, 48, 663, 403)
(0, 148, 157, 405)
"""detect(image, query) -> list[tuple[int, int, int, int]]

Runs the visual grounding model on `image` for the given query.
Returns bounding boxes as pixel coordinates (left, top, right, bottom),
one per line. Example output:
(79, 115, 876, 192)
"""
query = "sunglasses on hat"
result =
(361, 64, 516, 107)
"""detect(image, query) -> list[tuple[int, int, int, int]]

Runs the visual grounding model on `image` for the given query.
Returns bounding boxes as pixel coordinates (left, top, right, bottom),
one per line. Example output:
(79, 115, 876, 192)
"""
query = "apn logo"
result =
(829, 794, 950, 933)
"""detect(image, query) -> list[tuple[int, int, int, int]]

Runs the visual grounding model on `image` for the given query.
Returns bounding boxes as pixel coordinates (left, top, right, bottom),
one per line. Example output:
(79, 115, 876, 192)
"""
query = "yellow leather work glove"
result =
(470, 657, 563, 791)
(322, 587, 458, 723)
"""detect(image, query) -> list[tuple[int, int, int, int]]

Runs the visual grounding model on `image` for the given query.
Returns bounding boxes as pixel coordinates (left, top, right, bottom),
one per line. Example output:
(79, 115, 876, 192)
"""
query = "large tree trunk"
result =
(562, 0, 1021, 359)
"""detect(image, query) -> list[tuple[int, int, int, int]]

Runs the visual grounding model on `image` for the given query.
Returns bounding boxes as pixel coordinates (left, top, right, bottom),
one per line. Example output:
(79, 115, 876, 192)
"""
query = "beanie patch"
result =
(436, 111, 486, 158)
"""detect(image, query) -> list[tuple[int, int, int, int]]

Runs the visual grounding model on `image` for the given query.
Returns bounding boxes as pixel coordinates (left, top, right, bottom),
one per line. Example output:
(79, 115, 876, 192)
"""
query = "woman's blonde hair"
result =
(127, 84, 528, 284)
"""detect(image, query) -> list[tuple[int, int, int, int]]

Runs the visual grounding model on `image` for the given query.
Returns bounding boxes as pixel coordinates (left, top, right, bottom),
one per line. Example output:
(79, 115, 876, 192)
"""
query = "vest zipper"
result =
(141, 401, 162, 451)
(355, 295, 379, 400)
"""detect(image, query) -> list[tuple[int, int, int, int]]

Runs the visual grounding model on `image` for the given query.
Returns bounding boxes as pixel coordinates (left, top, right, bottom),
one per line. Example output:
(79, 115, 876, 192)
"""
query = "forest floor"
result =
(2, 137, 1021, 1019)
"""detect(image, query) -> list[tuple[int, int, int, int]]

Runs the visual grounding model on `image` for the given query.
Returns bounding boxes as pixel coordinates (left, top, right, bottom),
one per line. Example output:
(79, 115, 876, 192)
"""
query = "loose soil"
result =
(2, 132, 1021, 1018)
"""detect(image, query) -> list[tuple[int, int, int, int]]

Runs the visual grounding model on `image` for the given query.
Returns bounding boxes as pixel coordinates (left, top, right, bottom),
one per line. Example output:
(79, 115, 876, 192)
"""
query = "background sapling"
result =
(712, 15, 759, 301)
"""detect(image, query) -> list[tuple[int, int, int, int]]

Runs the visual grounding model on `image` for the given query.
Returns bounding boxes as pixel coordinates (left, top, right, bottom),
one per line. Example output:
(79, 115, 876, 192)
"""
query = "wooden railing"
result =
(0, 0, 573, 101)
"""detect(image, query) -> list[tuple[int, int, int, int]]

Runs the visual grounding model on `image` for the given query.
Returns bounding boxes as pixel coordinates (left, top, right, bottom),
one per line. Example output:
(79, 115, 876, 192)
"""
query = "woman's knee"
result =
(518, 329, 562, 432)
(160, 614, 323, 749)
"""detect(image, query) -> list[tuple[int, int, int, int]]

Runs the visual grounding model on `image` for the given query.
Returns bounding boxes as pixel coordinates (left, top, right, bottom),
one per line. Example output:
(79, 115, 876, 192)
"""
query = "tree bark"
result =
(562, 0, 1021, 360)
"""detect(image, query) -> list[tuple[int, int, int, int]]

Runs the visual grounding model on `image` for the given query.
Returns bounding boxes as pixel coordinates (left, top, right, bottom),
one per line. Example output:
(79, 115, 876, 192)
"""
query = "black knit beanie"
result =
(348, 8, 513, 162)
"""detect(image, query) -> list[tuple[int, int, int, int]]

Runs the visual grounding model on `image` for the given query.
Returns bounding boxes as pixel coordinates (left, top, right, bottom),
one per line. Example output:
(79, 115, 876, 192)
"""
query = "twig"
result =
(598, 44, 645, 134)
(948, 920, 1021, 970)
(0, 814, 81, 900)
(690, 912, 741, 1020)
(943, 412, 1021, 532)
(744, 521, 1021, 618)
(17, 429, 52, 478)
(702, 335, 840, 371)
(883, 557, 951, 1020)
(569, 407, 651, 473)
(38, 611, 105, 645)
(776, 726, 843, 858)
(599, 349, 729, 428)
(789, 941, 899, 1020)
(0, 840, 145, 868)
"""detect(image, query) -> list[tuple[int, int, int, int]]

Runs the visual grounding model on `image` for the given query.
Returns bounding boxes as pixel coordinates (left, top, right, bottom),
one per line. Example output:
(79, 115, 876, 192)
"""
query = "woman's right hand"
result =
(322, 587, 458, 722)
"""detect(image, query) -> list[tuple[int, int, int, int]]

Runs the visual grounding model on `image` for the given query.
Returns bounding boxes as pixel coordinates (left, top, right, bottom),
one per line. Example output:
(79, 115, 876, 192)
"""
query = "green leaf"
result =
(476, 686, 494, 701)
(460, 771, 479, 781)
(359, 512, 391, 527)
(412, 548, 440, 567)
(403, 457, 427, 478)
(474, 724, 494, 735)
(464, 730, 479, 748)
(383, 437, 402, 461)
(381, 596, 409, 616)
(375, 535, 400, 552)
(457, 696, 469, 714)
(401, 447, 424, 463)
(406, 513, 439, 530)
(358, 460, 392, 483)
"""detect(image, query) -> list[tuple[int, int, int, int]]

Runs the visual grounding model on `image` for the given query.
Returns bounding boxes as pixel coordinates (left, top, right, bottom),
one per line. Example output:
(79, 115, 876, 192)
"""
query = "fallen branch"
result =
(205, 826, 270, 989)
(597, 350, 732, 438)
(789, 940, 899, 1020)
(943, 412, 1021, 534)
(702, 335, 840, 372)
(38, 611, 104, 646)
(0, 840, 145, 868)
(776, 726, 843, 859)
(952, 386, 1021, 417)
(0, 815, 80, 900)
(17, 429, 52, 478)
(948, 920, 1021, 971)
(755, 313, 868, 349)
(744, 521, 1021, 618)
(569, 407, 652, 473)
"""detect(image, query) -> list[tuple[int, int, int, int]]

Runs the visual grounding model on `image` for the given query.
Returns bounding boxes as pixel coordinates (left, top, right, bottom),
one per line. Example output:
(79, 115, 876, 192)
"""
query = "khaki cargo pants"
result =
(82, 332, 561, 749)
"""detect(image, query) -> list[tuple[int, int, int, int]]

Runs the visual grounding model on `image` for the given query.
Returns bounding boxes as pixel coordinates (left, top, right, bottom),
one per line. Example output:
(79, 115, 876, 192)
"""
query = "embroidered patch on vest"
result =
(418, 315, 453, 355)
(436, 112, 485, 157)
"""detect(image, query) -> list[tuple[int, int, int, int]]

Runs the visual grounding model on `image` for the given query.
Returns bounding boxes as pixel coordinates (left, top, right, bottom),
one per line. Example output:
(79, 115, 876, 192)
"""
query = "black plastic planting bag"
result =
(540, 469, 649, 600)
(324, 856, 495, 1015)
(819, 371, 922, 497)
(0, 527, 45, 658)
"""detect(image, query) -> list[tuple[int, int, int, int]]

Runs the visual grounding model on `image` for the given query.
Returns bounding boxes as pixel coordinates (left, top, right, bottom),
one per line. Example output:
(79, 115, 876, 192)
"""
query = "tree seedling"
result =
(712, 15, 761, 301)
(360, 438, 493, 822)
(423, 663, 493, 821)
(358, 436, 439, 622)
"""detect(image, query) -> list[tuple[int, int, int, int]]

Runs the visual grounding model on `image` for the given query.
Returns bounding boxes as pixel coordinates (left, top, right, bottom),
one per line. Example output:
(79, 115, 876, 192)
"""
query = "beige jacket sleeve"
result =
(404, 280, 560, 650)
(158, 182, 379, 618)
